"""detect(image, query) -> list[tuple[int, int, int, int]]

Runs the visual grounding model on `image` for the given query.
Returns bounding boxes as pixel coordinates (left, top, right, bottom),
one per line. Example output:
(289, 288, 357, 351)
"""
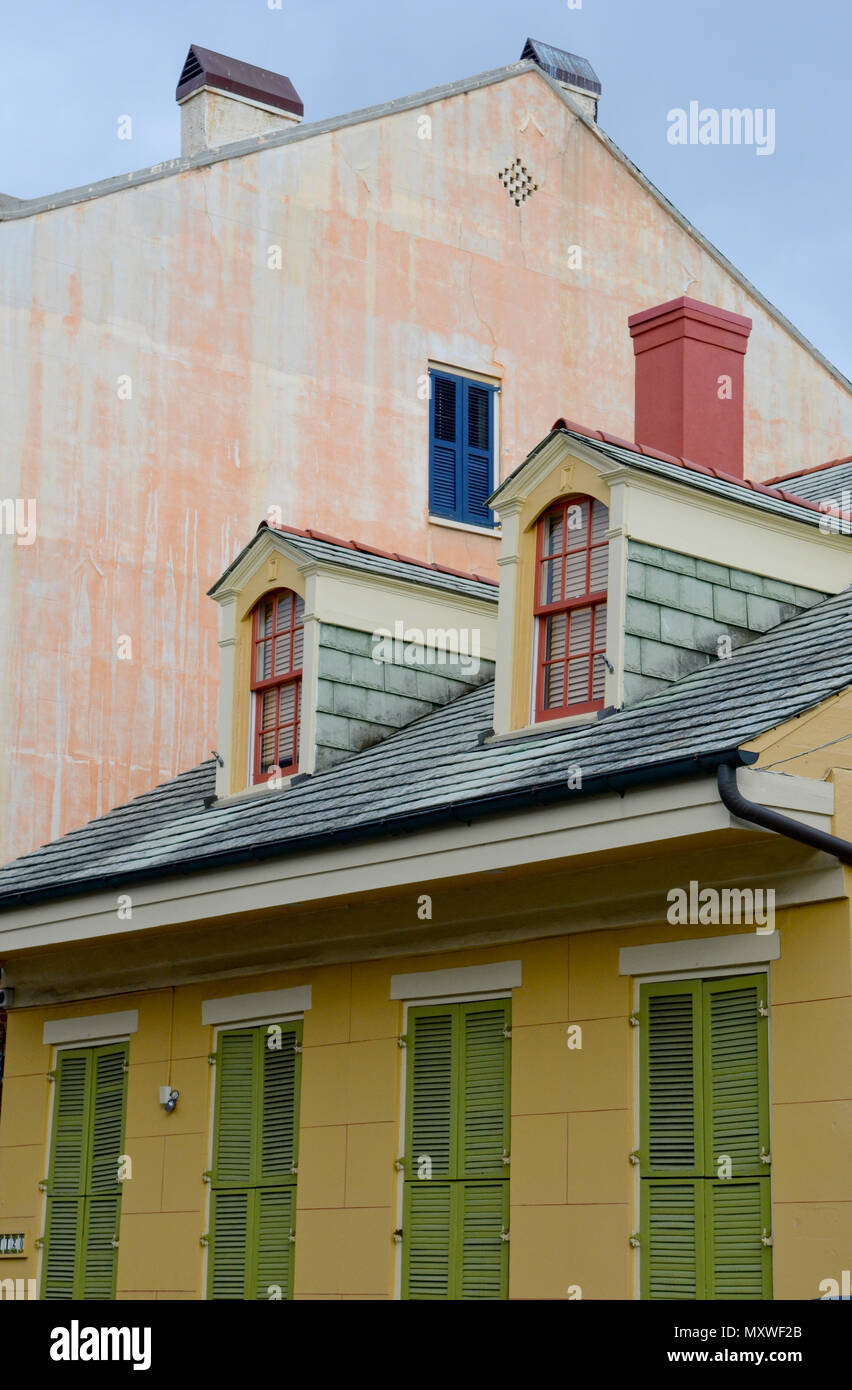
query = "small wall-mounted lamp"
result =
(159, 1086, 179, 1113)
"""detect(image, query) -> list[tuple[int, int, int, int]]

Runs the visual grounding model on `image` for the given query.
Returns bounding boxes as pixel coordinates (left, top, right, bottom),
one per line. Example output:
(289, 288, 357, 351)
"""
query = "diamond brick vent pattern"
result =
(498, 158, 538, 206)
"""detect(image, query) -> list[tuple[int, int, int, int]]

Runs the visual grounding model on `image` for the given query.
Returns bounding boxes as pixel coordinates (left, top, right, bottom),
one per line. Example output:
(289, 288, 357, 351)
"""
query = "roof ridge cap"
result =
(554, 420, 846, 514)
(262, 520, 498, 586)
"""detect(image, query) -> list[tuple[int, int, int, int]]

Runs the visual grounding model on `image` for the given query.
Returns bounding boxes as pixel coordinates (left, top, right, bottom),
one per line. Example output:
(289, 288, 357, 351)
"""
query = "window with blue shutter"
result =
(428, 371, 498, 527)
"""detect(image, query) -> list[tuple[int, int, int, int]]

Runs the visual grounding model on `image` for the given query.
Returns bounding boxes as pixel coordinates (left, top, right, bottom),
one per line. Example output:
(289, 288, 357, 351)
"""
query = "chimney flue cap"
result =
(176, 43, 304, 118)
(521, 38, 601, 96)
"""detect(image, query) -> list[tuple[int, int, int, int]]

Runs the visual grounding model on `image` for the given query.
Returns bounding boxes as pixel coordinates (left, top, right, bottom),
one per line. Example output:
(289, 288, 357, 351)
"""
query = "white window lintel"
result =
(43, 1010, 139, 1046)
(619, 932, 780, 977)
(390, 961, 521, 1001)
(201, 985, 312, 1026)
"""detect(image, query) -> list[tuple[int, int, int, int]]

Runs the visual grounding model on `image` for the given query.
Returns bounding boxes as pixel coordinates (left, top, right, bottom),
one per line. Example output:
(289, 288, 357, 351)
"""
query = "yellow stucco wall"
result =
(1, 906, 849, 1299)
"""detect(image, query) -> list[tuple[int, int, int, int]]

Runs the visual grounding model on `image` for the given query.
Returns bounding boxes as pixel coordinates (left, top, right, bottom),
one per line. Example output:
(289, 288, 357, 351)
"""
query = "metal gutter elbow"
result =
(717, 762, 852, 867)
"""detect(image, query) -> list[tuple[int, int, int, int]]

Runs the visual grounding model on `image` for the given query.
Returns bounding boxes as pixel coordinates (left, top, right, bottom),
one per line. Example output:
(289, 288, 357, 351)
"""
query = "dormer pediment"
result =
(489, 425, 852, 739)
(208, 523, 498, 800)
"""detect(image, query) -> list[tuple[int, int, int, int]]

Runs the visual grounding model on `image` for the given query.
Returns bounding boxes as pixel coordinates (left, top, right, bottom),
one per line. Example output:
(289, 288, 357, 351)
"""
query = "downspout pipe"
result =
(717, 762, 852, 867)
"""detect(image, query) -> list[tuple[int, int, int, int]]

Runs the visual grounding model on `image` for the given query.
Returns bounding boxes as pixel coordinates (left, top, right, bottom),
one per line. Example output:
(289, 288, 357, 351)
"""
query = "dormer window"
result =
(251, 589, 305, 781)
(534, 496, 609, 719)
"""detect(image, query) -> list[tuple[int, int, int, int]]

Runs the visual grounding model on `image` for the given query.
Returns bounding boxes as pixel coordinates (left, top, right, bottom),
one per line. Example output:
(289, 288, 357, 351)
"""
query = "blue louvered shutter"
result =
(429, 372, 496, 525)
(463, 383, 495, 526)
(429, 373, 459, 518)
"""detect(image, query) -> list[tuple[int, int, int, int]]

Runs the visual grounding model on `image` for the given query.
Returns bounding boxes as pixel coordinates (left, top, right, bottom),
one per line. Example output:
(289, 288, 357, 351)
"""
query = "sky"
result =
(2, 0, 850, 377)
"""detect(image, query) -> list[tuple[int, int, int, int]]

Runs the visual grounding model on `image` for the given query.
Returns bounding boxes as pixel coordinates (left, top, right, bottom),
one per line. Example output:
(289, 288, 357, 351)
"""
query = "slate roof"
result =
(767, 456, 852, 505)
(2, 584, 852, 909)
(493, 421, 852, 531)
(208, 523, 498, 605)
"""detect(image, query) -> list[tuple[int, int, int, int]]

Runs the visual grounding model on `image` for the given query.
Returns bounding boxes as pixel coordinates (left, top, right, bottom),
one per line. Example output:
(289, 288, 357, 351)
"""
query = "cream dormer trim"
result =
(210, 526, 499, 797)
(213, 538, 312, 798)
(490, 434, 621, 736)
(489, 428, 852, 738)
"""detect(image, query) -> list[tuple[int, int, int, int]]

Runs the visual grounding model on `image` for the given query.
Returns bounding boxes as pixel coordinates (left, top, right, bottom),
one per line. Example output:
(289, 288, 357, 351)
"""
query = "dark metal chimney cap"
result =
(520, 37, 601, 96)
(176, 44, 304, 118)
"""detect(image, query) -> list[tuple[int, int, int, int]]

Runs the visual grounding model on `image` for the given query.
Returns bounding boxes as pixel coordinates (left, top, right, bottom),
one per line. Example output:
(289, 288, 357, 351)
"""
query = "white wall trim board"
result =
(43, 1010, 139, 1045)
(618, 931, 781, 977)
(1, 771, 835, 957)
(201, 985, 312, 1026)
(390, 961, 522, 1000)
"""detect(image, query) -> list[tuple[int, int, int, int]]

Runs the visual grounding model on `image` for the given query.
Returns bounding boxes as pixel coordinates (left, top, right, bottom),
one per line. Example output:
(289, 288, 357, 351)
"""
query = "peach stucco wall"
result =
(1, 67, 851, 861)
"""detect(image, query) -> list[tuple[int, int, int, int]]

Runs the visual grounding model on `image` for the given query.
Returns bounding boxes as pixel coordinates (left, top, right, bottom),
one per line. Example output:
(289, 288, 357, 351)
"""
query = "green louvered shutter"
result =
(89, 1046, 128, 1191)
(640, 976, 772, 1300)
(703, 977, 769, 1177)
(81, 1195, 121, 1299)
(706, 1179, 772, 1300)
(209, 1190, 250, 1299)
(208, 1021, 301, 1300)
(403, 1001, 510, 1300)
(458, 1001, 510, 1178)
(403, 1181, 452, 1299)
(458, 1180, 509, 1300)
(406, 1007, 455, 1179)
(42, 1199, 84, 1300)
(212, 1029, 255, 1185)
(253, 1187, 296, 1300)
(42, 1042, 128, 1300)
(641, 982, 703, 1175)
(43, 1050, 90, 1294)
(641, 1180, 704, 1300)
(260, 1026, 300, 1181)
(47, 1049, 91, 1193)
(81, 1045, 127, 1300)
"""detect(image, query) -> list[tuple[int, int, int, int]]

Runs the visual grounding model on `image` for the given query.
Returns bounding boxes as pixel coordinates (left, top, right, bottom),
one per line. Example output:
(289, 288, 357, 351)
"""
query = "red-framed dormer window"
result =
(534, 496, 609, 719)
(251, 589, 305, 782)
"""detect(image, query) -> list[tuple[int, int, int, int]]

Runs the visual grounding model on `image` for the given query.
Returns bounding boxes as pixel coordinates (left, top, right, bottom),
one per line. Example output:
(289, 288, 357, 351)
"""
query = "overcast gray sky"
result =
(3, 0, 850, 379)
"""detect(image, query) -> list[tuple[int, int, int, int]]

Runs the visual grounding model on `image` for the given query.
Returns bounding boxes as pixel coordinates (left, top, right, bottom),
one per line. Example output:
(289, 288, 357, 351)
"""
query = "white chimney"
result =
(176, 44, 304, 157)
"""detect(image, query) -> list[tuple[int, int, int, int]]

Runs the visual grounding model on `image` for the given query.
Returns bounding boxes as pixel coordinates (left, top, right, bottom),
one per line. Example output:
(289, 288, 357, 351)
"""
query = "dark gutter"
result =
(717, 763, 852, 866)
(0, 746, 756, 913)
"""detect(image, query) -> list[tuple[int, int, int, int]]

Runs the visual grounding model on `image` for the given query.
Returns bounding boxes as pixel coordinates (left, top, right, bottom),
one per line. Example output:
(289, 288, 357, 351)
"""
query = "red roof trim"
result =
(766, 454, 852, 484)
(256, 522, 499, 587)
(550, 418, 852, 522)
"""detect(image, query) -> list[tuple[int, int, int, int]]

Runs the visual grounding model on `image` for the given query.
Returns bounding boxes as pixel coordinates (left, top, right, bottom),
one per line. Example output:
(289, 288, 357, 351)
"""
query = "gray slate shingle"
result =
(777, 459, 852, 506)
(3, 585, 852, 906)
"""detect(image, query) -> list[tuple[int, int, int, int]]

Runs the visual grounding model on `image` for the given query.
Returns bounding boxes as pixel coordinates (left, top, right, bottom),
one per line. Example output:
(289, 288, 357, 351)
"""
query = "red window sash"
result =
(250, 591, 304, 783)
(533, 497, 608, 720)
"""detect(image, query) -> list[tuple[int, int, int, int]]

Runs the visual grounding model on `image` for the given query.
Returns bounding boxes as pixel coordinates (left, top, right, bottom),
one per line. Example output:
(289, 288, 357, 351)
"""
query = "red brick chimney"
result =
(628, 297, 752, 478)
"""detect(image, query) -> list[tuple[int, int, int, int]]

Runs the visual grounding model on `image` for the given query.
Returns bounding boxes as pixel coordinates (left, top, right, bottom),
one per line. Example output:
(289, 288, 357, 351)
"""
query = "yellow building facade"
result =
(2, 410, 852, 1301)
(1, 890, 850, 1299)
